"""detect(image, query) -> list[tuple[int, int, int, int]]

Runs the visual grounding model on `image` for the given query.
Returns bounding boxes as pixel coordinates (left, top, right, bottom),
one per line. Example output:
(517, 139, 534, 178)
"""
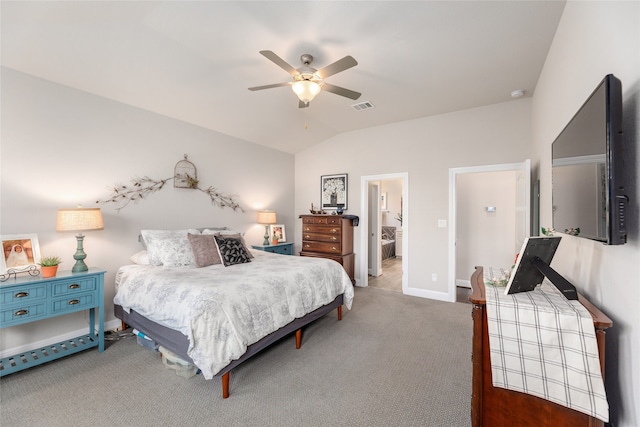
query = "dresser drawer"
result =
(302, 224, 342, 235)
(51, 292, 96, 315)
(302, 241, 343, 254)
(303, 232, 340, 243)
(0, 284, 47, 304)
(1, 301, 48, 326)
(52, 277, 97, 296)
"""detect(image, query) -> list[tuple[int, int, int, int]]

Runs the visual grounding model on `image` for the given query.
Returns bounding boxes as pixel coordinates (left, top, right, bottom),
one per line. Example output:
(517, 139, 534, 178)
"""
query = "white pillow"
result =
(129, 250, 150, 265)
(140, 229, 201, 267)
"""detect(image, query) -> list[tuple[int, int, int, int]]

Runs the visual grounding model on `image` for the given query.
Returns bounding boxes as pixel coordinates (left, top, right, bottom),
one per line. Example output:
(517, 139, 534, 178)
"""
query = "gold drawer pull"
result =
(331, 247, 338, 251)
(331, 237, 337, 241)
(15, 309, 28, 316)
(304, 244, 311, 248)
(68, 284, 81, 289)
(331, 229, 338, 233)
(304, 227, 311, 231)
(68, 299, 80, 305)
(15, 292, 29, 298)
(305, 235, 311, 239)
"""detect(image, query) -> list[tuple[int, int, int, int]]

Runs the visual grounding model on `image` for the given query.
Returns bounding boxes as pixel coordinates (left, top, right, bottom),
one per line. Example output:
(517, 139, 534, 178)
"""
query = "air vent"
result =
(351, 101, 375, 111)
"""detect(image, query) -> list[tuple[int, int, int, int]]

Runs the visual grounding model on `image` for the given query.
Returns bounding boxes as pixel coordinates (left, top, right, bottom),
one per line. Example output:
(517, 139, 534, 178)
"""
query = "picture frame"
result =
(1, 234, 41, 278)
(321, 173, 348, 210)
(269, 224, 286, 243)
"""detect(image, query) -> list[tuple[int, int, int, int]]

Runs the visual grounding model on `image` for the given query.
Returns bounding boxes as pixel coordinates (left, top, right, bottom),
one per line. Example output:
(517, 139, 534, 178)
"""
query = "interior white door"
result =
(368, 183, 381, 276)
(514, 159, 531, 253)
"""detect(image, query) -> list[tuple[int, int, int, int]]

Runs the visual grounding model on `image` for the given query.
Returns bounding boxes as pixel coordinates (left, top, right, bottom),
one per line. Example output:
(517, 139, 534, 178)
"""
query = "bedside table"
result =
(251, 242, 294, 255)
(0, 268, 105, 376)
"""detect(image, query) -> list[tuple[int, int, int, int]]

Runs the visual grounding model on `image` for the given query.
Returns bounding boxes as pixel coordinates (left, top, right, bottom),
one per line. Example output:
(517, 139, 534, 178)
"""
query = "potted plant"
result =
(39, 256, 61, 278)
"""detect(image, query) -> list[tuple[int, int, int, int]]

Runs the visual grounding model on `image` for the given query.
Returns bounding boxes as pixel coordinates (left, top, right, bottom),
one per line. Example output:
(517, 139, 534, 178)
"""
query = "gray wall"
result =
(294, 98, 532, 298)
(0, 68, 295, 350)
(531, 2, 639, 426)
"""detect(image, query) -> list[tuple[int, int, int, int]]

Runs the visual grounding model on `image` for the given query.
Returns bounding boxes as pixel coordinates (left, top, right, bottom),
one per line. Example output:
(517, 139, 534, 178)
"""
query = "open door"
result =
(368, 182, 381, 276)
(449, 160, 531, 301)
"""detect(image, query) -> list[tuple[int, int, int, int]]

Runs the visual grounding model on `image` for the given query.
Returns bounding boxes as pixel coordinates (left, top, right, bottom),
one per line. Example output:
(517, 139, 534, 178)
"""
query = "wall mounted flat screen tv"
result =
(552, 74, 627, 245)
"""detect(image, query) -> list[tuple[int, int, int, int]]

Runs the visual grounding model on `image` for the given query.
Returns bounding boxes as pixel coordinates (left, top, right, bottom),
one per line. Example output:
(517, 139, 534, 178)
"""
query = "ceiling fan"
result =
(248, 50, 361, 108)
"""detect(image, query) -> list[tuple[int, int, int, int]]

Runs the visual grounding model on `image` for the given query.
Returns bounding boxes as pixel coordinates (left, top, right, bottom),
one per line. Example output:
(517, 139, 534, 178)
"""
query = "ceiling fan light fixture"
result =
(292, 80, 321, 103)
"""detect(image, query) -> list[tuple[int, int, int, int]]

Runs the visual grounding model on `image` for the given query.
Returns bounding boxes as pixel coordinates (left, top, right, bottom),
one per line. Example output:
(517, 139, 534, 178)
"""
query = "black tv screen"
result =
(552, 74, 627, 245)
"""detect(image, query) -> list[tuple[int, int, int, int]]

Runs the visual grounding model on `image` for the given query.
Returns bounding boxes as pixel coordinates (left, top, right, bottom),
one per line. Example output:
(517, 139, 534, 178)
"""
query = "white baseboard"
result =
(0, 318, 122, 359)
(403, 287, 454, 302)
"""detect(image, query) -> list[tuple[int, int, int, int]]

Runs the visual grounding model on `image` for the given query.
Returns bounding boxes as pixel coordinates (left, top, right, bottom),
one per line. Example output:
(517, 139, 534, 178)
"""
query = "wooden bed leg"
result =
(295, 329, 302, 349)
(221, 372, 230, 399)
(337, 305, 342, 321)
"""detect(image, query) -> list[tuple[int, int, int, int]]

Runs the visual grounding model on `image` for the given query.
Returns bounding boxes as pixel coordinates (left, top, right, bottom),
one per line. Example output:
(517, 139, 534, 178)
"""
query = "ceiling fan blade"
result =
(248, 82, 291, 91)
(259, 50, 298, 76)
(317, 56, 358, 79)
(321, 83, 361, 100)
(299, 100, 309, 109)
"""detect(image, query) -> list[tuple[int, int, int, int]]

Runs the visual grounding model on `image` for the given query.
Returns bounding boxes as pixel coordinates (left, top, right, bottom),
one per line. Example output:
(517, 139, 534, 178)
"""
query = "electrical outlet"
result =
(431, 273, 438, 281)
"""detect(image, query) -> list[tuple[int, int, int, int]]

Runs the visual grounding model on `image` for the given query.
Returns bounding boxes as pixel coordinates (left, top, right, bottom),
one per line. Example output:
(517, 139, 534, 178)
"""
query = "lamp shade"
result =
(56, 208, 104, 232)
(257, 210, 277, 225)
(292, 80, 321, 103)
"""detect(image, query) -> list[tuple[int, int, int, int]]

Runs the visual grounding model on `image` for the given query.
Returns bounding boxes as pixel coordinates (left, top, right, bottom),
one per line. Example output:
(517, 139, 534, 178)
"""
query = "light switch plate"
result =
(438, 220, 447, 228)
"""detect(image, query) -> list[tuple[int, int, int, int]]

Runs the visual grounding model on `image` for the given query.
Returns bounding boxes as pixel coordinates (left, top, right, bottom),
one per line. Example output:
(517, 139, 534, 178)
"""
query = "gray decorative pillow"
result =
(187, 233, 222, 268)
(214, 235, 252, 267)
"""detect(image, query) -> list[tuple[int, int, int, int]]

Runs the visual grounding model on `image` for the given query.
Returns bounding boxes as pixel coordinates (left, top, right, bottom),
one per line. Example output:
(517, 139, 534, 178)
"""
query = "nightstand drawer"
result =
(1, 301, 48, 326)
(52, 277, 96, 296)
(0, 284, 47, 304)
(51, 293, 96, 314)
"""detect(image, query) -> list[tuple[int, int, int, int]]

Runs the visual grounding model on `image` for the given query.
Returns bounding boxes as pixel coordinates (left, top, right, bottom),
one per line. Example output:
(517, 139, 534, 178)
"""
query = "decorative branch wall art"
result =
(96, 155, 243, 212)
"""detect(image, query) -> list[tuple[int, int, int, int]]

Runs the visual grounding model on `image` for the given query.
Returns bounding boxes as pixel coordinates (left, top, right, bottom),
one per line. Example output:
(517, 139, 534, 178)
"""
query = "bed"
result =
(113, 229, 354, 398)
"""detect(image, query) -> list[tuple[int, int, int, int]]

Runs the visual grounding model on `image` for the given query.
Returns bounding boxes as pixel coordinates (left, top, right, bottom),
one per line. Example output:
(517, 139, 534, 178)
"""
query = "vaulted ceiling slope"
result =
(1, 1, 565, 154)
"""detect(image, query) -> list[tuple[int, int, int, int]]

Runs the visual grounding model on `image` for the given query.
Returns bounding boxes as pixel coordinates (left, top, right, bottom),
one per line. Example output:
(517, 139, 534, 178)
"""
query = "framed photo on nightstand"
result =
(1, 234, 41, 277)
(269, 224, 286, 242)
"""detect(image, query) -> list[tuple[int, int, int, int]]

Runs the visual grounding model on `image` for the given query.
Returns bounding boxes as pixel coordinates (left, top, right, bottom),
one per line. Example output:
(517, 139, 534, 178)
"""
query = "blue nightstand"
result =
(0, 268, 105, 376)
(251, 242, 294, 255)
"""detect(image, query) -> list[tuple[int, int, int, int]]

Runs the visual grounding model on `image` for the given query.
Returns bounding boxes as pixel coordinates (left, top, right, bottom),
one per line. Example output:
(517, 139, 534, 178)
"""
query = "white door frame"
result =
(360, 173, 409, 292)
(448, 160, 530, 299)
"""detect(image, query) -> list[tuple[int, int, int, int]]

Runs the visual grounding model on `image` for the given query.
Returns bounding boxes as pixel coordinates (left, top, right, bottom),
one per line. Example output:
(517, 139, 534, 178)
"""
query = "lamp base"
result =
(72, 234, 89, 273)
(263, 225, 270, 246)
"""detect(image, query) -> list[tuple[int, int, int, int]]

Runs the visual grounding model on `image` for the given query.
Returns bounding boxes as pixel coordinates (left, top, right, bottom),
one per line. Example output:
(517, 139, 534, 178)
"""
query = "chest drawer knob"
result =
(68, 299, 80, 305)
(305, 235, 311, 239)
(304, 227, 311, 232)
(68, 284, 81, 289)
(331, 229, 338, 233)
(331, 236, 337, 241)
(331, 247, 338, 251)
(15, 292, 29, 298)
(14, 309, 28, 316)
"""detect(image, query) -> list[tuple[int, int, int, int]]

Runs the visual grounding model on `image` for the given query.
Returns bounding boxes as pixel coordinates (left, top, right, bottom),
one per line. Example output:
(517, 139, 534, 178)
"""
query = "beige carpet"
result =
(0, 286, 473, 427)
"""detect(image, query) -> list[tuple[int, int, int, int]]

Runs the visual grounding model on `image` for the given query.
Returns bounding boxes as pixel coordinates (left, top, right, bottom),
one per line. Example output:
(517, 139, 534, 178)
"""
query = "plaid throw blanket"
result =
(484, 279, 609, 422)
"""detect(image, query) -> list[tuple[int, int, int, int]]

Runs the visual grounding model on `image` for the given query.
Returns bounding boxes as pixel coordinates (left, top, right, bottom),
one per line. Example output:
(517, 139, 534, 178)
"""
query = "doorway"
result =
(360, 173, 409, 293)
(448, 160, 530, 298)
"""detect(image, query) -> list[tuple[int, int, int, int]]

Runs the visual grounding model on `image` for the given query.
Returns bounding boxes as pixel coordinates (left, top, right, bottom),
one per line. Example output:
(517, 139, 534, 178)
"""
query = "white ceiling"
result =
(1, 1, 566, 154)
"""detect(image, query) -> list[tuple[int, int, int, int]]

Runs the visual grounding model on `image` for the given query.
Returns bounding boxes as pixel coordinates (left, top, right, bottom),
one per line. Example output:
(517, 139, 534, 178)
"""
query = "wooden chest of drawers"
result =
(299, 214, 355, 284)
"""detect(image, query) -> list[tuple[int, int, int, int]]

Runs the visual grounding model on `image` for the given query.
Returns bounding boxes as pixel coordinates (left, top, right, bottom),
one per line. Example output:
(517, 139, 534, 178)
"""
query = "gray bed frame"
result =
(114, 293, 344, 398)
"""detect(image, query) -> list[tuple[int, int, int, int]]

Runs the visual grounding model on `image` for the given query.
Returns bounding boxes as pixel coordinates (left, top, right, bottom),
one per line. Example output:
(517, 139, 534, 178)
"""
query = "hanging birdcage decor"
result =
(174, 154, 198, 189)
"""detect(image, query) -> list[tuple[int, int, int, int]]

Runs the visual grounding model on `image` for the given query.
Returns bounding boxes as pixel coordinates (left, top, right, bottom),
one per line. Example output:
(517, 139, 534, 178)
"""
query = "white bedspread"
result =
(114, 251, 354, 379)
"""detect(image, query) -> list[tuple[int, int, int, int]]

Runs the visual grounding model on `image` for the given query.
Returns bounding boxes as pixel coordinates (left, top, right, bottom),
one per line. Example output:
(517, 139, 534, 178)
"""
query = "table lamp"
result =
(257, 210, 276, 245)
(56, 207, 104, 272)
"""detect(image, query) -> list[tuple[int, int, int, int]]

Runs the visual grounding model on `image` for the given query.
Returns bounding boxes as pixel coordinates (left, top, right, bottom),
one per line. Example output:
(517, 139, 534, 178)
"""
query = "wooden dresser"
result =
(469, 266, 612, 427)
(299, 214, 355, 284)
